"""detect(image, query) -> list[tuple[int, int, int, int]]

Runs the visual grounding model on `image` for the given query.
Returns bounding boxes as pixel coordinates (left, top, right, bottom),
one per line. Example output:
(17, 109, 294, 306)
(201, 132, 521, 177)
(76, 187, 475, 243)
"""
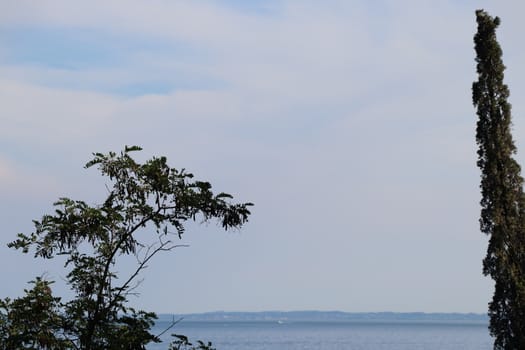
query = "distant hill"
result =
(157, 311, 488, 323)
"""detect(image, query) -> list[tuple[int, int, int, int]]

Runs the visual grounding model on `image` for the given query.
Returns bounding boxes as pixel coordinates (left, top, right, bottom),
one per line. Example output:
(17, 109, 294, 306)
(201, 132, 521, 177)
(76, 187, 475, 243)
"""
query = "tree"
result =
(0, 146, 252, 349)
(473, 9, 525, 349)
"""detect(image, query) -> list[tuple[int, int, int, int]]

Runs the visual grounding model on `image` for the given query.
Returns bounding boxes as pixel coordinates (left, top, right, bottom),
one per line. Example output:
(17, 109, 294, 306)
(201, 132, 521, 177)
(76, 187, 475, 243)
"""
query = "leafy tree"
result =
(169, 335, 215, 350)
(473, 9, 525, 349)
(0, 146, 252, 349)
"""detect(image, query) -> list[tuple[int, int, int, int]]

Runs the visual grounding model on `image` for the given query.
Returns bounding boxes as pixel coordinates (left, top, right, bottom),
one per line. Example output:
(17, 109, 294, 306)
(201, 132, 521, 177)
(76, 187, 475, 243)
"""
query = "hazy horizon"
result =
(154, 310, 489, 317)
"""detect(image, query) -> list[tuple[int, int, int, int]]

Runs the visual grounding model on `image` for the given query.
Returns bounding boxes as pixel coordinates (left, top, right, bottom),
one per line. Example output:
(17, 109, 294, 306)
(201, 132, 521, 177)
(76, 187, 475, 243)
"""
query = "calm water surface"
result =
(148, 320, 492, 350)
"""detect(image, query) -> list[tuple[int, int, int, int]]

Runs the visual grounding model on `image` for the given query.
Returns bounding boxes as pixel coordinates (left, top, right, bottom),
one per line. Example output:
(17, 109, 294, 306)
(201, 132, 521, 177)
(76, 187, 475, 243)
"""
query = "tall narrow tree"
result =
(473, 9, 525, 349)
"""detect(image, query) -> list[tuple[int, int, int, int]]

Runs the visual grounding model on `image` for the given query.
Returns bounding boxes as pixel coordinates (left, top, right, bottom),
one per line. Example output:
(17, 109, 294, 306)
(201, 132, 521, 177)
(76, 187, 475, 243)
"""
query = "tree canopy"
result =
(0, 146, 252, 349)
(473, 9, 525, 349)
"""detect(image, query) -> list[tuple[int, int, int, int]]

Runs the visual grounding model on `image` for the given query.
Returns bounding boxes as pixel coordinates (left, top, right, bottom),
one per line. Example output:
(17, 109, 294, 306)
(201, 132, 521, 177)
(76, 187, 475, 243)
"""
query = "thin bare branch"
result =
(156, 316, 184, 339)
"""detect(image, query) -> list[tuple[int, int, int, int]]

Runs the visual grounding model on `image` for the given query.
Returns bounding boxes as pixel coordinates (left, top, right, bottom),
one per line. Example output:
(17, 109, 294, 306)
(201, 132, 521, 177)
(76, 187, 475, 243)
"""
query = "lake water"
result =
(148, 319, 492, 350)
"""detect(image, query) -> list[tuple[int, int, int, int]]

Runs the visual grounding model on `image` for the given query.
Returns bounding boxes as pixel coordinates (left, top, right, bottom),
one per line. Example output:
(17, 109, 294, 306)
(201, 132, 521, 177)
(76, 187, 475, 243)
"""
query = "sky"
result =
(1, 1, 525, 315)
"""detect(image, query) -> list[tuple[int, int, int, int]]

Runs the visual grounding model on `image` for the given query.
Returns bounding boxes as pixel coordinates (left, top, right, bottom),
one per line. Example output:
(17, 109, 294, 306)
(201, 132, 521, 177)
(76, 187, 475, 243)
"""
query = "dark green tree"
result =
(473, 9, 525, 349)
(0, 146, 252, 349)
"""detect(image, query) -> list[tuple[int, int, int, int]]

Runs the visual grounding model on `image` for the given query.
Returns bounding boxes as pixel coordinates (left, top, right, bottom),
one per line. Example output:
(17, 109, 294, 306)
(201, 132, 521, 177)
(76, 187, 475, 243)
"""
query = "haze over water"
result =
(148, 312, 491, 349)
(149, 319, 491, 350)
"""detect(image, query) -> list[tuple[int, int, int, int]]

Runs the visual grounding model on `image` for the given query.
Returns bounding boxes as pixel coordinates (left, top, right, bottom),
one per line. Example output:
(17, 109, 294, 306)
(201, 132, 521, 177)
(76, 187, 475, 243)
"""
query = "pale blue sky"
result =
(1, 1, 525, 314)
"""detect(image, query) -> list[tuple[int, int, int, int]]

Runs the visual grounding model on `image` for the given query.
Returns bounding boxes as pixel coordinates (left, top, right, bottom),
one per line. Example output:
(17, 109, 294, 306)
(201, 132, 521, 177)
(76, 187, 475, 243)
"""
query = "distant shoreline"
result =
(156, 311, 488, 322)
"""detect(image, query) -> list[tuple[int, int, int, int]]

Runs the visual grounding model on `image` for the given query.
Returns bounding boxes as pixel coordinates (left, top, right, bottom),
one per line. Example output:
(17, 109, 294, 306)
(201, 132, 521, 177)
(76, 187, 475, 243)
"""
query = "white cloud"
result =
(0, 0, 257, 44)
(0, 79, 120, 143)
(0, 157, 18, 186)
(0, 155, 59, 197)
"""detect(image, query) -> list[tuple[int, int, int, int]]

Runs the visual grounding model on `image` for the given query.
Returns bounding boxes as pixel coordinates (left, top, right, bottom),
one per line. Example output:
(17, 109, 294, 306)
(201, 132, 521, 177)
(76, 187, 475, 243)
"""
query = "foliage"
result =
(473, 9, 525, 349)
(169, 335, 215, 350)
(0, 278, 70, 349)
(0, 146, 252, 349)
